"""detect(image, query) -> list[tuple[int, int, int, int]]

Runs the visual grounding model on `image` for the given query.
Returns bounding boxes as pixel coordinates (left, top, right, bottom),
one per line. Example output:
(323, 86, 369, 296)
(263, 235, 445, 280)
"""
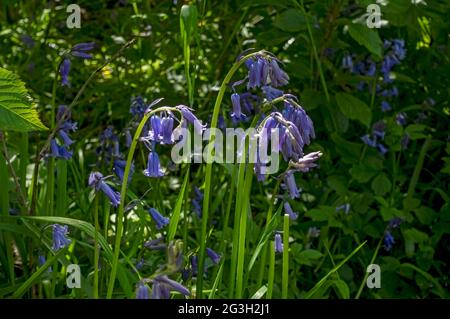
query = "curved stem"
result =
(196, 51, 260, 298)
(106, 106, 178, 299)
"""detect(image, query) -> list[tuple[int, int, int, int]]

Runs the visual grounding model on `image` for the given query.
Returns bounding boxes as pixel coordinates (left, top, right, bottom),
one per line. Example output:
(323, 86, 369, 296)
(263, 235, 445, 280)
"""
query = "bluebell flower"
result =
(289, 151, 322, 173)
(377, 143, 389, 155)
(49, 139, 73, 160)
(152, 275, 190, 299)
(342, 54, 353, 70)
(38, 255, 52, 272)
(21, 34, 35, 49)
(71, 42, 95, 59)
(125, 129, 133, 148)
(149, 115, 163, 142)
(113, 159, 134, 183)
(206, 247, 221, 264)
(52, 224, 71, 251)
(274, 233, 283, 253)
(144, 151, 164, 178)
(161, 116, 174, 144)
(269, 58, 289, 87)
(396, 112, 407, 126)
(361, 134, 377, 148)
(388, 217, 403, 229)
(283, 202, 298, 220)
(336, 203, 350, 214)
(384, 231, 395, 251)
(283, 170, 300, 199)
(149, 208, 169, 230)
(176, 105, 204, 134)
(88, 171, 121, 207)
(381, 100, 391, 112)
(136, 282, 150, 299)
(262, 85, 283, 101)
(144, 237, 166, 250)
(71, 42, 96, 52)
(192, 199, 202, 218)
(372, 121, 386, 140)
(59, 58, 71, 86)
(130, 96, 146, 117)
(230, 93, 247, 123)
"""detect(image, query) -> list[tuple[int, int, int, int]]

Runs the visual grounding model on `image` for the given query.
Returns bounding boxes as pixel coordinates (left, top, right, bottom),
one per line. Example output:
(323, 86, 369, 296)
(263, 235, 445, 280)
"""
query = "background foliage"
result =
(0, 0, 449, 299)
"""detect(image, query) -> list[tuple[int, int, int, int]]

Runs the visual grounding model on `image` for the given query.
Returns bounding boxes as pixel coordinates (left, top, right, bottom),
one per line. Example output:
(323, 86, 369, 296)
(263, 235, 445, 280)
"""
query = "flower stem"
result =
(93, 195, 100, 299)
(281, 214, 289, 299)
(197, 51, 260, 298)
(106, 106, 178, 299)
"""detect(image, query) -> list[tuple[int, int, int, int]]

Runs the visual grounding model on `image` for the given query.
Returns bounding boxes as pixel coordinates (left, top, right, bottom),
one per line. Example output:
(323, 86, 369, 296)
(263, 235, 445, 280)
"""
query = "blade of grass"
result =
(281, 214, 289, 299)
(305, 241, 367, 299)
(167, 167, 189, 242)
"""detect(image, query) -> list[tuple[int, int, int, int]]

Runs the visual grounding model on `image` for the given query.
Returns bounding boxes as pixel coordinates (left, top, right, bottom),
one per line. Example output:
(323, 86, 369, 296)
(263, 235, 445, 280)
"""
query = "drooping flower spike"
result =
(88, 171, 121, 207)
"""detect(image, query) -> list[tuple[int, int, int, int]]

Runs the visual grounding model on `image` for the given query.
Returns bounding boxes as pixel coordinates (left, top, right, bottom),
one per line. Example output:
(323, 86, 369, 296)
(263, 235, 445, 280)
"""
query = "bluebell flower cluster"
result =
(361, 120, 389, 155)
(49, 105, 77, 160)
(342, 39, 406, 113)
(88, 171, 121, 207)
(384, 217, 403, 251)
(51, 224, 71, 251)
(59, 42, 95, 87)
(136, 282, 150, 299)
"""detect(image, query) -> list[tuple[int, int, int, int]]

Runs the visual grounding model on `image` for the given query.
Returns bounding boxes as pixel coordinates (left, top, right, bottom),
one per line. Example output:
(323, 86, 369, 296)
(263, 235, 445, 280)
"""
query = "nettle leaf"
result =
(371, 173, 392, 196)
(335, 93, 372, 128)
(0, 67, 48, 132)
(347, 23, 382, 57)
(274, 9, 307, 32)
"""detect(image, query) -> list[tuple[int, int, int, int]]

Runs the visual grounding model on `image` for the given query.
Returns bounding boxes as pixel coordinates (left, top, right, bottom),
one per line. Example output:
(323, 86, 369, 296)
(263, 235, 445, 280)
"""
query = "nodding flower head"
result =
(52, 224, 71, 251)
(289, 151, 322, 173)
(88, 171, 121, 207)
(161, 116, 174, 144)
(148, 208, 169, 230)
(144, 151, 164, 178)
(283, 170, 300, 199)
(283, 202, 298, 220)
(230, 93, 247, 123)
(176, 105, 204, 134)
(384, 231, 395, 251)
(396, 112, 407, 126)
(144, 237, 166, 251)
(274, 233, 283, 253)
(113, 159, 134, 183)
(70, 42, 95, 59)
(136, 282, 150, 299)
(262, 85, 283, 101)
(245, 54, 289, 89)
(342, 54, 353, 70)
(151, 275, 190, 299)
(130, 96, 146, 117)
(206, 247, 221, 264)
(59, 58, 71, 87)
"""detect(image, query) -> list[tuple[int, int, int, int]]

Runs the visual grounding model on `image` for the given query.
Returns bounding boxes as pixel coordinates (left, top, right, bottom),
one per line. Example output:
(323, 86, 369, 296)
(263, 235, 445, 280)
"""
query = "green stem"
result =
(106, 106, 178, 299)
(197, 51, 260, 298)
(267, 240, 275, 299)
(282, 214, 289, 299)
(406, 136, 431, 202)
(93, 195, 100, 299)
(355, 237, 383, 299)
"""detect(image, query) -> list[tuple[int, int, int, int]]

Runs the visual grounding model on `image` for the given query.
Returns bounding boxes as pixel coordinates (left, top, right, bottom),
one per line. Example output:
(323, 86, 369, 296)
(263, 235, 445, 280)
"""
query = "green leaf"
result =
(296, 249, 323, 266)
(21, 216, 133, 297)
(167, 168, 189, 242)
(305, 241, 367, 299)
(333, 279, 350, 299)
(347, 23, 382, 57)
(180, 4, 198, 44)
(274, 9, 307, 32)
(0, 67, 48, 132)
(335, 93, 372, 128)
(371, 173, 392, 196)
